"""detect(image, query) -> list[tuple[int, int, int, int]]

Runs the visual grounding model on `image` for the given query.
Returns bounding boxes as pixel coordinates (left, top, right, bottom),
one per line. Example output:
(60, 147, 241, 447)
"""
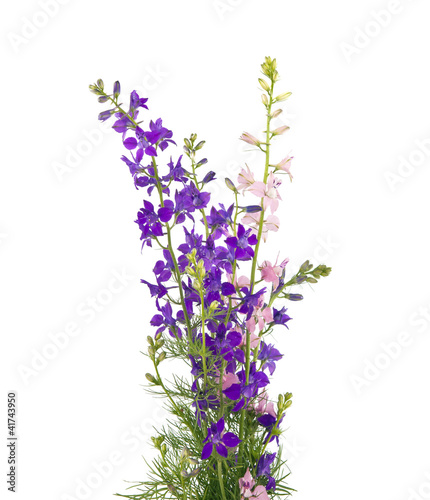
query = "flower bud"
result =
(147, 336, 154, 345)
(145, 373, 156, 383)
(240, 132, 260, 146)
(299, 260, 312, 273)
(258, 78, 270, 92)
(190, 133, 197, 142)
(181, 447, 191, 458)
(97, 79, 104, 90)
(285, 294, 303, 301)
(148, 346, 155, 357)
(195, 140, 206, 150)
(275, 91, 292, 102)
(196, 158, 208, 167)
(271, 108, 283, 119)
(202, 171, 216, 184)
(243, 205, 262, 213)
(225, 178, 237, 192)
(167, 485, 177, 494)
(184, 138, 192, 149)
(188, 468, 201, 477)
(261, 94, 269, 106)
(272, 125, 290, 136)
(98, 95, 109, 103)
(158, 352, 166, 363)
(113, 80, 121, 99)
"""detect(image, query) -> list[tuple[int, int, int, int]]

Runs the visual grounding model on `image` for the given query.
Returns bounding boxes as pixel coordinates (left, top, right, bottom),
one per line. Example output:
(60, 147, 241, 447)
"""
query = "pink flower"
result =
(241, 212, 280, 242)
(250, 390, 277, 419)
(259, 256, 289, 291)
(238, 330, 260, 350)
(250, 485, 271, 500)
(239, 469, 271, 500)
(246, 295, 273, 333)
(227, 273, 251, 290)
(248, 172, 282, 213)
(237, 164, 256, 192)
(239, 468, 255, 498)
(274, 155, 293, 181)
(240, 132, 260, 146)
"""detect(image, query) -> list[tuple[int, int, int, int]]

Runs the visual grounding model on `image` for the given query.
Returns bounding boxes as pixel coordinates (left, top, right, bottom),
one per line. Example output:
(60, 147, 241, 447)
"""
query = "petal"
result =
(201, 442, 213, 460)
(216, 417, 225, 434)
(223, 383, 241, 401)
(221, 282, 236, 296)
(123, 137, 138, 150)
(215, 443, 228, 458)
(223, 432, 241, 448)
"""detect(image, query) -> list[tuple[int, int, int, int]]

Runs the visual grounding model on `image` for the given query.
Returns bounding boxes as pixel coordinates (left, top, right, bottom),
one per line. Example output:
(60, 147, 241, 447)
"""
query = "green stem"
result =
(217, 460, 227, 500)
(238, 81, 275, 472)
(151, 157, 193, 341)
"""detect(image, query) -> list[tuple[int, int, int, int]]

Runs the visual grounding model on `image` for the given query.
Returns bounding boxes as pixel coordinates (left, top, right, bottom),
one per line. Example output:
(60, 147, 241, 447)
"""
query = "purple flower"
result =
(257, 413, 285, 445)
(129, 90, 148, 114)
(272, 306, 292, 328)
(223, 362, 269, 410)
(258, 342, 283, 375)
(150, 301, 183, 338)
(201, 417, 241, 460)
(225, 224, 258, 261)
(257, 452, 276, 490)
(145, 118, 176, 151)
(135, 200, 164, 247)
(237, 287, 266, 320)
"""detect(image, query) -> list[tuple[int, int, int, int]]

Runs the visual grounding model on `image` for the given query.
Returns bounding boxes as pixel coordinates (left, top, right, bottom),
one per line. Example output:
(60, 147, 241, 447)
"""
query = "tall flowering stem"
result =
(89, 57, 331, 500)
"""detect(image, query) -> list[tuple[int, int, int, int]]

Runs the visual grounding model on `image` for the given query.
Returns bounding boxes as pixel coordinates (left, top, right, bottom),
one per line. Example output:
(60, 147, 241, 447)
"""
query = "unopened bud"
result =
(258, 78, 271, 92)
(202, 171, 216, 184)
(147, 336, 154, 345)
(261, 94, 269, 106)
(225, 178, 237, 192)
(113, 81, 121, 98)
(275, 91, 292, 102)
(158, 352, 166, 363)
(271, 109, 283, 118)
(145, 373, 156, 383)
(243, 205, 262, 213)
(272, 125, 290, 136)
(195, 140, 205, 150)
(96, 79, 104, 90)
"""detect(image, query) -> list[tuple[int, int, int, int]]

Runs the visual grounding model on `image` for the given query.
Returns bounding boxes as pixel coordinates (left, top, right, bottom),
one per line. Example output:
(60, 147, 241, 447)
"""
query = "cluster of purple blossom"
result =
(90, 57, 330, 500)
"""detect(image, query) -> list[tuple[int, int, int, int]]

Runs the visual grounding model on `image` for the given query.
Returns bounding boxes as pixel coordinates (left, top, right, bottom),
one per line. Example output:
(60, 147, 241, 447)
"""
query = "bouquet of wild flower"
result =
(90, 57, 330, 500)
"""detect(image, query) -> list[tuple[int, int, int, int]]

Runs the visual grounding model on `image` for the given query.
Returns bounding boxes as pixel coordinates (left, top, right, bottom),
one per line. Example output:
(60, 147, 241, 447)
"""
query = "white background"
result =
(2, 1, 430, 500)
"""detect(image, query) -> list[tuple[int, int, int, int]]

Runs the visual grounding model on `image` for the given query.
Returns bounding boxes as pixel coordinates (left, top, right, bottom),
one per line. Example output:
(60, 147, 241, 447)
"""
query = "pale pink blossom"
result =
(237, 164, 256, 192)
(274, 155, 294, 181)
(227, 273, 251, 290)
(240, 132, 260, 146)
(250, 485, 270, 500)
(238, 330, 260, 350)
(248, 172, 282, 213)
(250, 390, 277, 419)
(246, 295, 273, 333)
(239, 469, 271, 500)
(239, 468, 255, 498)
(241, 212, 280, 242)
(259, 256, 289, 291)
